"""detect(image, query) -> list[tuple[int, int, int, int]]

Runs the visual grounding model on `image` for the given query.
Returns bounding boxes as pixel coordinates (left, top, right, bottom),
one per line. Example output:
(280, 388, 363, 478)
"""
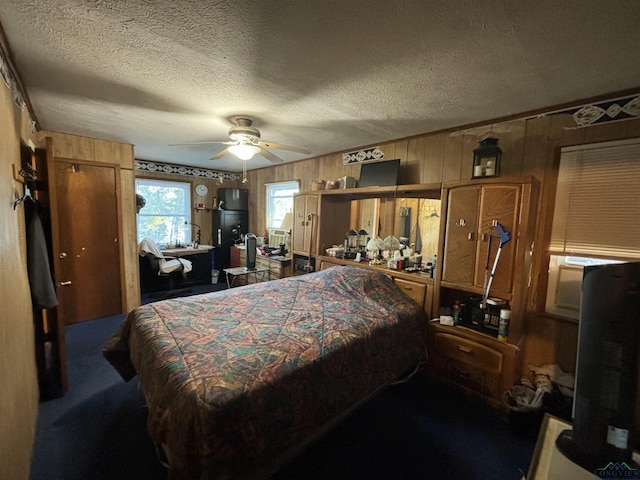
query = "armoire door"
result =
(49, 159, 123, 324)
(474, 184, 520, 295)
(292, 194, 318, 254)
(442, 186, 480, 285)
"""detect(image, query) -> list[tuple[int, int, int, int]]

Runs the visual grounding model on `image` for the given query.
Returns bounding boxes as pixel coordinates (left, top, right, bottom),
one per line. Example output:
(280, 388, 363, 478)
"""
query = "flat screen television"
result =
(556, 261, 640, 472)
(358, 159, 400, 187)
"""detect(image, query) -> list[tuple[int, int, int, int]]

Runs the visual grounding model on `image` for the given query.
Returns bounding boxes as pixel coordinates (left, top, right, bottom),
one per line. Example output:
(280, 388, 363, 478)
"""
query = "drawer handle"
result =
(457, 345, 472, 354)
(403, 286, 414, 291)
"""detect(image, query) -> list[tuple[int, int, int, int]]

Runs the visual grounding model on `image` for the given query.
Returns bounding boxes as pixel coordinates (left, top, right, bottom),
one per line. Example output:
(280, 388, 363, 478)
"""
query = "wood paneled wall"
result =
(0, 79, 39, 480)
(243, 114, 640, 375)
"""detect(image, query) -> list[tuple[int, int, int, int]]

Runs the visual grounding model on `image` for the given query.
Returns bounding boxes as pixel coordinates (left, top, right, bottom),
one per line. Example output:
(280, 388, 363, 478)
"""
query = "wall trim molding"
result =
(134, 159, 240, 181)
(548, 93, 640, 129)
(342, 146, 385, 165)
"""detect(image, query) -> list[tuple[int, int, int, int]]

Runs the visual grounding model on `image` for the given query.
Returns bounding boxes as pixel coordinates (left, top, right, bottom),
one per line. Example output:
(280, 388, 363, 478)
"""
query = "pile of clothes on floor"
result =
(503, 364, 574, 437)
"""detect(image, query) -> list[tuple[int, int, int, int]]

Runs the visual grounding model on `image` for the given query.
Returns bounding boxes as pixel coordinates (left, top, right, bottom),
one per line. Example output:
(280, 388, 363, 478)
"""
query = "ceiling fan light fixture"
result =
(229, 144, 260, 160)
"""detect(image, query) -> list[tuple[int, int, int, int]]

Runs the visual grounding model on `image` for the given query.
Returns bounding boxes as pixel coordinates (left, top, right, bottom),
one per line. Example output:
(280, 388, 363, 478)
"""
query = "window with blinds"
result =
(545, 138, 640, 319)
(549, 138, 640, 260)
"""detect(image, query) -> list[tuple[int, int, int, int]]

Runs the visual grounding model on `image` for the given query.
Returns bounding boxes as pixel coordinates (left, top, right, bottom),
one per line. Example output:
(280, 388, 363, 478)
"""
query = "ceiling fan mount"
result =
(227, 116, 261, 144)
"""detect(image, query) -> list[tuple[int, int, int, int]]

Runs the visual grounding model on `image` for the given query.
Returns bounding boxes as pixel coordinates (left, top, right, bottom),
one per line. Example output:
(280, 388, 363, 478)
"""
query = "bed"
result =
(104, 265, 427, 479)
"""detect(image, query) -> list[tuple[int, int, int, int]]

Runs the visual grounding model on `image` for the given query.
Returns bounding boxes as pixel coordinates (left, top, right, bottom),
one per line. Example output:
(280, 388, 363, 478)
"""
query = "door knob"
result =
(59, 252, 67, 258)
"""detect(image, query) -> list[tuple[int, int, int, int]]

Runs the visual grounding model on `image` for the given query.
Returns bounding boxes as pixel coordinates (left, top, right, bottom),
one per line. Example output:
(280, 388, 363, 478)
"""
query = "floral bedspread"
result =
(103, 266, 427, 479)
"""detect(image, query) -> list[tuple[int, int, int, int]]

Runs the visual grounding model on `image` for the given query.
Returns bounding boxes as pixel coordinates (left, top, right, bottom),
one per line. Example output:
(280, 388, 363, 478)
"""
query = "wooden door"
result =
(442, 186, 479, 285)
(50, 159, 123, 324)
(474, 185, 520, 295)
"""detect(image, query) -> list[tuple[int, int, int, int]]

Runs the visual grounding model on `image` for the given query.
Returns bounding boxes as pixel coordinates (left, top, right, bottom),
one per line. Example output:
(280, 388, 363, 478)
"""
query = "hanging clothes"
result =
(25, 200, 58, 309)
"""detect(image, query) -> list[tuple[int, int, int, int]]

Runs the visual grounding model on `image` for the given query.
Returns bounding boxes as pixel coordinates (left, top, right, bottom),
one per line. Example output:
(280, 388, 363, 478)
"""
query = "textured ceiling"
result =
(1, 0, 639, 172)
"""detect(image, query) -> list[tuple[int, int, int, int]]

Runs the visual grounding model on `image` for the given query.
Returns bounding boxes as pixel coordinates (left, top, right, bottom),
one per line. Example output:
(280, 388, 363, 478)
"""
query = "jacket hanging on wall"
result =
(25, 200, 58, 309)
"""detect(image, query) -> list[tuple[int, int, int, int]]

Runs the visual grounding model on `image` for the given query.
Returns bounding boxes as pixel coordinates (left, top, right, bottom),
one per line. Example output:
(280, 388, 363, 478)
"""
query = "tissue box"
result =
(439, 315, 454, 326)
(338, 176, 357, 189)
(325, 247, 345, 257)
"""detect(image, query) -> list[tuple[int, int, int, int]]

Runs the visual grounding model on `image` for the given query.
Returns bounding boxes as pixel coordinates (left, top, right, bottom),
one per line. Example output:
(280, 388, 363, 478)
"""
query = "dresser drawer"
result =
(445, 357, 502, 402)
(258, 257, 285, 279)
(434, 332, 503, 374)
(393, 278, 426, 305)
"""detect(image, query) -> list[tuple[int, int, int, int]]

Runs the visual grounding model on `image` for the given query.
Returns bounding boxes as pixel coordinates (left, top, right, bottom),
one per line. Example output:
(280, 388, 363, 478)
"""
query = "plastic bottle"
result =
(453, 300, 461, 325)
(498, 309, 510, 342)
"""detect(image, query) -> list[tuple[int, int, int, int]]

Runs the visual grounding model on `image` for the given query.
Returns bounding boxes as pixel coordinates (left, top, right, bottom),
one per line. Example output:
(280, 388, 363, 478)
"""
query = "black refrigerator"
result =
(212, 209, 248, 274)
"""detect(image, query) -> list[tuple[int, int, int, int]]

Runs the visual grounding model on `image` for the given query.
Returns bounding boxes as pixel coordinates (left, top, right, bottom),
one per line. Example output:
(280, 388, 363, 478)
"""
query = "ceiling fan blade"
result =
(258, 147, 284, 164)
(258, 140, 311, 155)
(210, 148, 230, 160)
(169, 141, 234, 146)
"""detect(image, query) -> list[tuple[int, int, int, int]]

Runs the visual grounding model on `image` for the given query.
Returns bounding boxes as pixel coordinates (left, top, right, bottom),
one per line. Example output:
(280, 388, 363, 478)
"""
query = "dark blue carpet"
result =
(30, 285, 536, 480)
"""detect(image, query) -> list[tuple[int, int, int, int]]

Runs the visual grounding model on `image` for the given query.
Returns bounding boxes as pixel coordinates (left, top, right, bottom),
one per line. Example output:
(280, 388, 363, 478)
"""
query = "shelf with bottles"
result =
(437, 286, 512, 341)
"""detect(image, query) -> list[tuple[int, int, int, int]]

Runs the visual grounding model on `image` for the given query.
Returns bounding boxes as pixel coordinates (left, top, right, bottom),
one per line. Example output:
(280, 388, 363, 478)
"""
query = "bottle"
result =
(453, 300, 461, 325)
(498, 309, 510, 342)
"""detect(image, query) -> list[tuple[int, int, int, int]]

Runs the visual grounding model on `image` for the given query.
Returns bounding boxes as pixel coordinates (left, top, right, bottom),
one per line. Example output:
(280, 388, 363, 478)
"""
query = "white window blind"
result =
(549, 139, 640, 259)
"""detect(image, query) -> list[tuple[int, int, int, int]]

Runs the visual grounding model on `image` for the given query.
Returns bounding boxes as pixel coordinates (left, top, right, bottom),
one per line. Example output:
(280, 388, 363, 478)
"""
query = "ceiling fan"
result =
(170, 116, 311, 164)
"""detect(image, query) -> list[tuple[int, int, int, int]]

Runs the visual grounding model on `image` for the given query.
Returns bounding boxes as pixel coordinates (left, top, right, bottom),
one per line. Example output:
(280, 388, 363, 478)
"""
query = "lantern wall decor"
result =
(472, 137, 502, 179)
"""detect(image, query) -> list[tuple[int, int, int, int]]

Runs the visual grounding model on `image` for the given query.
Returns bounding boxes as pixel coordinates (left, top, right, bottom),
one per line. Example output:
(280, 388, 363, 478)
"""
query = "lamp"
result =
(229, 144, 260, 161)
(472, 137, 502, 179)
(357, 229, 369, 249)
(280, 212, 294, 232)
(343, 229, 358, 259)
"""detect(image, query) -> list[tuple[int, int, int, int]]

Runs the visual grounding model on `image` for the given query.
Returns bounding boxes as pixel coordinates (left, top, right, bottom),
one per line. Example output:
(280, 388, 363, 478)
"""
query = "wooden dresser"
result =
(427, 322, 518, 410)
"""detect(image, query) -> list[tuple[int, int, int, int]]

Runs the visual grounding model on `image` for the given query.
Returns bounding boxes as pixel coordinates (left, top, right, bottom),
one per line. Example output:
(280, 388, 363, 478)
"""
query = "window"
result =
(266, 181, 299, 229)
(545, 138, 640, 319)
(136, 179, 191, 246)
